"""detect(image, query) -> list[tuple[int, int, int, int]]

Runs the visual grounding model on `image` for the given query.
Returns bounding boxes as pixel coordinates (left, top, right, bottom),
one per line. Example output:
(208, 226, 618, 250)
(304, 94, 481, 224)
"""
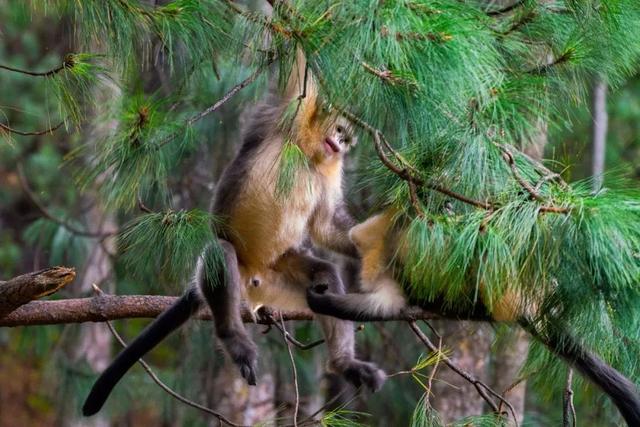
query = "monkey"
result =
(306, 207, 640, 426)
(82, 54, 385, 417)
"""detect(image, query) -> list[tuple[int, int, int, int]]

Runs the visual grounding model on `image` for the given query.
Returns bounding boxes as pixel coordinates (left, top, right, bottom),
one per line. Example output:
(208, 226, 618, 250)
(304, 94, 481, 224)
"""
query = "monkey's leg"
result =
(199, 239, 258, 385)
(273, 250, 386, 392)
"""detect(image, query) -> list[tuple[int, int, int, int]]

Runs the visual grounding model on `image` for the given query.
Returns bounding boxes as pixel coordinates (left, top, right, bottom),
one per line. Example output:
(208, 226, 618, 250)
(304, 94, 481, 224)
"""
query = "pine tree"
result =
(2, 0, 640, 425)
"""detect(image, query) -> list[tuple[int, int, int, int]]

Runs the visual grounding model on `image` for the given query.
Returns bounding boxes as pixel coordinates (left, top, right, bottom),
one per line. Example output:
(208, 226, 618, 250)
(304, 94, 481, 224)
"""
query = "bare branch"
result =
(0, 121, 64, 136)
(0, 61, 66, 77)
(17, 164, 117, 238)
(408, 321, 518, 426)
(157, 61, 272, 148)
(563, 368, 576, 427)
(280, 317, 300, 427)
(186, 64, 269, 126)
(0, 267, 75, 318)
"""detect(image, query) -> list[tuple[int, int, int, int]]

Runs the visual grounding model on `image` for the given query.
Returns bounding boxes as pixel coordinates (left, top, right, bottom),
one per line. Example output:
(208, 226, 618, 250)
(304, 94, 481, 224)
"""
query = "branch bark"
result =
(0, 294, 440, 327)
(0, 267, 76, 318)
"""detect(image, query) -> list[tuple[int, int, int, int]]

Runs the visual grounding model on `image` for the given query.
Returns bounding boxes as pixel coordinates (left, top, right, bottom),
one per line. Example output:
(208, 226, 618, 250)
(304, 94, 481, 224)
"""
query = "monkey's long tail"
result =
(522, 320, 640, 426)
(82, 288, 202, 416)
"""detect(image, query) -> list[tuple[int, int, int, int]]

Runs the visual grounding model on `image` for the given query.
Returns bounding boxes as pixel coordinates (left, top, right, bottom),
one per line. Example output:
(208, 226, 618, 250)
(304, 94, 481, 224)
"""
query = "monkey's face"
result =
(320, 118, 357, 160)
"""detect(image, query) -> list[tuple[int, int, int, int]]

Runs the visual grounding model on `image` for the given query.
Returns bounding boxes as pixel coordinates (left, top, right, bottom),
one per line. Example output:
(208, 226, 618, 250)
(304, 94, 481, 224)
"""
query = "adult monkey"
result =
(83, 52, 385, 416)
(306, 208, 640, 426)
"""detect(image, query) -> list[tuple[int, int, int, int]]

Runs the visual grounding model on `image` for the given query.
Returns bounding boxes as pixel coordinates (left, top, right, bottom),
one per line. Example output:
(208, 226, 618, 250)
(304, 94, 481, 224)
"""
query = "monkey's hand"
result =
(341, 359, 386, 393)
(306, 285, 357, 321)
(220, 332, 259, 386)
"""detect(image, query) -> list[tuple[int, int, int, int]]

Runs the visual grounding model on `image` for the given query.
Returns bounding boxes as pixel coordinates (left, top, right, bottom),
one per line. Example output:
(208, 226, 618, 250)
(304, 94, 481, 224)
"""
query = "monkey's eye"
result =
(336, 125, 344, 134)
(344, 137, 351, 144)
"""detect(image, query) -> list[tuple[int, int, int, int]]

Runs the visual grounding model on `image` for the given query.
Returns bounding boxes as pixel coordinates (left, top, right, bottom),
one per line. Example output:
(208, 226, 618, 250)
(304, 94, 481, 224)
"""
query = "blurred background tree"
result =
(1, 1, 639, 426)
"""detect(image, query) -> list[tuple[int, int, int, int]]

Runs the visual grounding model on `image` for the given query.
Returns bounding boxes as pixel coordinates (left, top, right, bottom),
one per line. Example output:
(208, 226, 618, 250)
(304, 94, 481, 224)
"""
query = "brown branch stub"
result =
(0, 267, 75, 318)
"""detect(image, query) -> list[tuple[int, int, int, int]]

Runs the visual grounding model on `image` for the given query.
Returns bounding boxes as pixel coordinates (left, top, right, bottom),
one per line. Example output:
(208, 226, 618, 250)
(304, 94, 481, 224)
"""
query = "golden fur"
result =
(350, 207, 524, 321)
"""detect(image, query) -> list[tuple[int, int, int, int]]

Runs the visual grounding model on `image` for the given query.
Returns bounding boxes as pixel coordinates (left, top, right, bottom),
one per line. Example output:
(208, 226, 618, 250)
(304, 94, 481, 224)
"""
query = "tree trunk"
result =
(431, 321, 493, 422)
(591, 78, 608, 191)
(64, 205, 116, 427)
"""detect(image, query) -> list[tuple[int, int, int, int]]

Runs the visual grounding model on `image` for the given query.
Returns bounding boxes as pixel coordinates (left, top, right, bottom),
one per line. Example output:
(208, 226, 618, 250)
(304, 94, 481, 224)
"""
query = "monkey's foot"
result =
(341, 359, 386, 392)
(221, 333, 259, 386)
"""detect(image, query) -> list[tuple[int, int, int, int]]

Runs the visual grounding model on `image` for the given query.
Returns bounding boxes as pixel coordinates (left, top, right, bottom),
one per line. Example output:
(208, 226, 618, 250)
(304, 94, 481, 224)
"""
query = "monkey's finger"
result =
(240, 364, 258, 386)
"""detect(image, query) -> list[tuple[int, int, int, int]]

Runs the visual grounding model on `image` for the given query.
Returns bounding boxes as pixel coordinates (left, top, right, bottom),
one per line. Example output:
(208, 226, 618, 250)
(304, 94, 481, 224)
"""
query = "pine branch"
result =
(0, 121, 64, 136)
(0, 267, 75, 318)
(0, 295, 441, 327)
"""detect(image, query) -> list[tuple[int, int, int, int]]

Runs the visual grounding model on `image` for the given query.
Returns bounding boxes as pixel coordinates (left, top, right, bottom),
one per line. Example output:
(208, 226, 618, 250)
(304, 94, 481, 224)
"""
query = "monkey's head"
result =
(302, 115, 357, 165)
(322, 117, 357, 156)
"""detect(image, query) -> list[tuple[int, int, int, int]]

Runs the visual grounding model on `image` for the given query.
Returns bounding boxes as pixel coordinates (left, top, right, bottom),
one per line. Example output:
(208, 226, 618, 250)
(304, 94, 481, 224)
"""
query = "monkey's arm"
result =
(309, 203, 359, 259)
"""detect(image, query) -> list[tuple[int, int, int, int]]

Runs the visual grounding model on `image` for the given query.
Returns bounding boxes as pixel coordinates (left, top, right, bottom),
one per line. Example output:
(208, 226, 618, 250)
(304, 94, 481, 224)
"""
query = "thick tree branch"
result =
(0, 267, 75, 318)
(0, 295, 440, 327)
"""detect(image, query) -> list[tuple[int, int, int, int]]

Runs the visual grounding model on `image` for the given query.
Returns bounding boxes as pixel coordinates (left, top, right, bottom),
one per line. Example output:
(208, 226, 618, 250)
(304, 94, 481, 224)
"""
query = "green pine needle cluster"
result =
(50, 53, 108, 124)
(54, 0, 233, 73)
(118, 209, 224, 287)
(72, 93, 195, 210)
(276, 137, 311, 198)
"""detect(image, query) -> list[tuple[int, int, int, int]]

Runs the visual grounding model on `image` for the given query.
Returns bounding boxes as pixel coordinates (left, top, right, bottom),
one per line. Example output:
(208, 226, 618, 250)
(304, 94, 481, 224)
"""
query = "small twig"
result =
(0, 62, 66, 77)
(0, 121, 64, 136)
(486, 0, 527, 16)
(425, 326, 443, 405)
(280, 317, 300, 427)
(496, 143, 544, 202)
(362, 62, 405, 86)
(296, 386, 363, 427)
(157, 61, 272, 149)
(534, 172, 564, 192)
(91, 285, 246, 427)
(525, 51, 572, 76)
(274, 318, 325, 350)
(494, 143, 571, 214)
(186, 64, 269, 126)
(137, 195, 153, 214)
(408, 321, 518, 426)
(563, 368, 576, 427)
(16, 164, 116, 238)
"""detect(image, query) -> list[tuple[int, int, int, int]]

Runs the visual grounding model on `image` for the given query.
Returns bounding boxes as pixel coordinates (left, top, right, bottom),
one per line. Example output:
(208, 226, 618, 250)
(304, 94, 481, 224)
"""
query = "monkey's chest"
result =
(227, 176, 321, 272)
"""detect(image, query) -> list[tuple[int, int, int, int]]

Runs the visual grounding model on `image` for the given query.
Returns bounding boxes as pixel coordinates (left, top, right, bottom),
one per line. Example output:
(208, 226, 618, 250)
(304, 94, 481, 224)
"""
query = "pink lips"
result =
(324, 137, 340, 154)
